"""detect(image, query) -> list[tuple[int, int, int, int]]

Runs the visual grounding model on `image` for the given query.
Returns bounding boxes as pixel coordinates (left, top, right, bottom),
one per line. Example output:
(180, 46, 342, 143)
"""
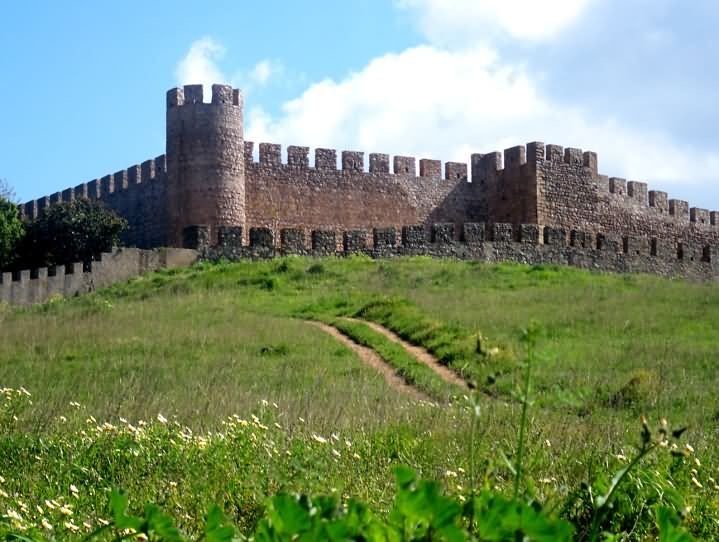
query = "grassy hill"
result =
(1, 256, 718, 539)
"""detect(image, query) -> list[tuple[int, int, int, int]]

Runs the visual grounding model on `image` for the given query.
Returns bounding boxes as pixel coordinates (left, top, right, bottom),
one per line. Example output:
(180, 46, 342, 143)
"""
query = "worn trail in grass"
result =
(307, 321, 429, 401)
(344, 317, 470, 391)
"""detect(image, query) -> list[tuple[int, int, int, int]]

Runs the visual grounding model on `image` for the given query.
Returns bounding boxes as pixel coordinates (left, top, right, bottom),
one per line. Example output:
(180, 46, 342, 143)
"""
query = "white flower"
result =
(332, 449, 341, 458)
(64, 520, 80, 532)
(311, 434, 327, 444)
(41, 518, 53, 530)
(445, 470, 458, 478)
(6, 509, 22, 521)
(157, 413, 168, 424)
(59, 505, 73, 516)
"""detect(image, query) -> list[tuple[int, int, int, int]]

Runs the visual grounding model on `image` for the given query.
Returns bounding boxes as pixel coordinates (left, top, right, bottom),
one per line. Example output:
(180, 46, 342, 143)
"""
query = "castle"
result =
(14, 83, 719, 283)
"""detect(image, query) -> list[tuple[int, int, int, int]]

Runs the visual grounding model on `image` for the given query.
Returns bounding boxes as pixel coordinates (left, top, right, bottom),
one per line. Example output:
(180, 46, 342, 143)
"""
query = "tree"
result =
(0, 180, 24, 270)
(18, 198, 127, 269)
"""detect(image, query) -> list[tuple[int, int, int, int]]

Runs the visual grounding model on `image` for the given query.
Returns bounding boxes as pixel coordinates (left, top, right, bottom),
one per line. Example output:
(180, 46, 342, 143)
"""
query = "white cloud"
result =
(249, 60, 279, 86)
(397, 0, 594, 43)
(246, 44, 719, 187)
(175, 37, 228, 96)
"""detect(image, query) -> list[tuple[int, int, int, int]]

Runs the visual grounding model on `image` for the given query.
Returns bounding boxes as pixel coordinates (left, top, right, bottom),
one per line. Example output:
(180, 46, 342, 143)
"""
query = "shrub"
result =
(0, 181, 24, 270)
(16, 198, 127, 269)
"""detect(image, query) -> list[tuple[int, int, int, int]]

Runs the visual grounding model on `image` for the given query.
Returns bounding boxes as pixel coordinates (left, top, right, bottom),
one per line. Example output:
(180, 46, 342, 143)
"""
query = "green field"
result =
(1, 256, 718, 539)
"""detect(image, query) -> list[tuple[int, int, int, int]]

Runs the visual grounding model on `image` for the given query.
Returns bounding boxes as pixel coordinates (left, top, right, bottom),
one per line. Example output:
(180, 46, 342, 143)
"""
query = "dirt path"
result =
(307, 321, 430, 401)
(344, 318, 470, 390)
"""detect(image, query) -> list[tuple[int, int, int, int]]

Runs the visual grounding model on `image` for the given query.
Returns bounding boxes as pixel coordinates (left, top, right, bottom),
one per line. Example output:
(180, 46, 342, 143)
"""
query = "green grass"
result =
(1, 256, 718, 538)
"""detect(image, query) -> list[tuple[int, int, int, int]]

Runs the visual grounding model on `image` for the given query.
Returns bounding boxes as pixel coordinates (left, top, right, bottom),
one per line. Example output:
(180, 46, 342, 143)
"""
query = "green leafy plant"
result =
(16, 198, 127, 269)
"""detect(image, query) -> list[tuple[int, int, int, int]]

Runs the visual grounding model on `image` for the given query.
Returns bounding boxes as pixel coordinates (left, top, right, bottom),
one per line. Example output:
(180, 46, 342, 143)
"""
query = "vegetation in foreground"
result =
(1, 256, 718, 539)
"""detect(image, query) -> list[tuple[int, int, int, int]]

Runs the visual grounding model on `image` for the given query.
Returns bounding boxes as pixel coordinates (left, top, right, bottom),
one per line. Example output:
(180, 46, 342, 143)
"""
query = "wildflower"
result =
(312, 434, 327, 444)
(36, 505, 44, 515)
(274, 422, 282, 429)
(352, 453, 361, 460)
(64, 520, 80, 532)
(98, 518, 110, 526)
(157, 413, 168, 424)
(0, 489, 8, 498)
(19, 387, 31, 397)
(332, 449, 341, 458)
(298, 417, 305, 423)
(6, 509, 22, 521)
(685, 443, 695, 454)
(44, 500, 56, 510)
(0, 475, 4, 483)
(445, 470, 458, 478)
(59, 505, 73, 516)
(691, 477, 703, 489)
(41, 518, 53, 530)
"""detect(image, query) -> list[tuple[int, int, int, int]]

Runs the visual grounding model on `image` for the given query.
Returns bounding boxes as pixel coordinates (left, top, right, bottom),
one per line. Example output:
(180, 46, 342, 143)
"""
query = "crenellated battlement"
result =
(244, 140, 470, 181)
(166, 84, 242, 108)
(13, 83, 719, 283)
(174, 221, 719, 282)
(19, 155, 167, 222)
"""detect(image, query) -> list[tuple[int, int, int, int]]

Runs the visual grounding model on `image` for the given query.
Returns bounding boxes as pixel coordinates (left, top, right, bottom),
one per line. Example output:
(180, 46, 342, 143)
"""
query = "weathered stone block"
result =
(393, 156, 416, 176)
(287, 146, 309, 167)
(432, 223, 455, 244)
(217, 226, 243, 250)
(373, 227, 396, 247)
(519, 224, 540, 244)
(312, 230, 336, 255)
(259, 143, 282, 166)
(492, 223, 513, 242)
(315, 148, 337, 169)
(342, 151, 364, 172)
(344, 230, 368, 253)
(543, 227, 566, 246)
(402, 225, 426, 248)
(281, 228, 306, 253)
(462, 223, 486, 244)
(369, 153, 389, 173)
(249, 227, 274, 248)
(419, 159, 441, 178)
(445, 162, 467, 181)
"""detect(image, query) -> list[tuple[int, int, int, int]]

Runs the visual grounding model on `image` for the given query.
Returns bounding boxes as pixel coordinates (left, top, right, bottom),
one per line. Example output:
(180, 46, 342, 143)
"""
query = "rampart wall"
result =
(184, 222, 719, 282)
(19, 156, 170, 249)
(14, 83, 719, 284)
(0, 247, 198, 306)
(243, 142, 482, 240)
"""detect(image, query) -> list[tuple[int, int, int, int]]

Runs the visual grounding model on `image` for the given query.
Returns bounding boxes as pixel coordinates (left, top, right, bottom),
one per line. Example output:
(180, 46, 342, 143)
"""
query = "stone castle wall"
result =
(243, 142, 482, 243)
(183, 222, 719, 282)
(0, 247, 198, 306)
(20, 156, 169, 249)
(15, 83, 719, 283)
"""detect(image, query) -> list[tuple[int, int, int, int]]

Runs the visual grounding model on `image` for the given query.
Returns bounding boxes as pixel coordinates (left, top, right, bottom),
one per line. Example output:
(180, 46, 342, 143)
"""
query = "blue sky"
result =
(2, 0, 718, 210)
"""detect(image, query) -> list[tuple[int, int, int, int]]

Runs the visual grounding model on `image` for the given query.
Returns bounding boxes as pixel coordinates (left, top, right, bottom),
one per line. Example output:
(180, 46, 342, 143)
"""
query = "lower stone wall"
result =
(186, 223, 719, 282)
(0, 247, 198, 306)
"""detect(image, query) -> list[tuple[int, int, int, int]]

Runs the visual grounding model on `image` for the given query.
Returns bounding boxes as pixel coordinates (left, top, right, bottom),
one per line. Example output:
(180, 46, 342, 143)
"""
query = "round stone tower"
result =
(165, 83, 245, 247)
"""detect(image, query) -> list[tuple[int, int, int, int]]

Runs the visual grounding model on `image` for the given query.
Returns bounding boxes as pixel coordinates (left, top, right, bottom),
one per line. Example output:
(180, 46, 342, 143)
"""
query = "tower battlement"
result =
(16, 83, 719, 281)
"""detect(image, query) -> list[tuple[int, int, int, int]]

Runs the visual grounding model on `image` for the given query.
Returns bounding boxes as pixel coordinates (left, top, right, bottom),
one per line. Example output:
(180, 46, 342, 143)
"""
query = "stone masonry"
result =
(17, 83, 719, 281)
